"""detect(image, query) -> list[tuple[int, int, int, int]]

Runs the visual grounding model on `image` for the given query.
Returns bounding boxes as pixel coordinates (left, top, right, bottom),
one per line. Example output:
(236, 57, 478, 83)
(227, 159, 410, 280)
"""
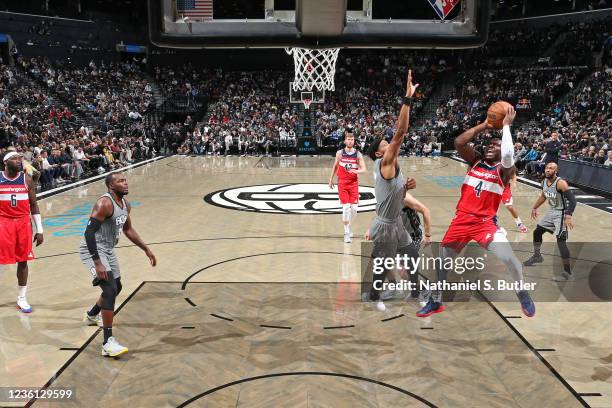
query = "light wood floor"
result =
(0, 156, 610, 408)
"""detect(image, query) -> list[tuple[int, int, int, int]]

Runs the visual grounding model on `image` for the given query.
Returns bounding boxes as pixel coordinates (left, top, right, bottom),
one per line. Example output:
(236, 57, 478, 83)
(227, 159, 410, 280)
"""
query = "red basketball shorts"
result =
(0, 216, 34, 264)
(441, 211, 501, 252)
(338, 183, 359, 204)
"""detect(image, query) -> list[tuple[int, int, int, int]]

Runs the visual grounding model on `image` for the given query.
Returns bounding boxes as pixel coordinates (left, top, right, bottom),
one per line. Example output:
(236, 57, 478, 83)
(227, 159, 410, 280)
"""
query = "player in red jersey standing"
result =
(0, 152, 44, 313)
(417, 106, 535, 318)
(329, 130, 366, 243)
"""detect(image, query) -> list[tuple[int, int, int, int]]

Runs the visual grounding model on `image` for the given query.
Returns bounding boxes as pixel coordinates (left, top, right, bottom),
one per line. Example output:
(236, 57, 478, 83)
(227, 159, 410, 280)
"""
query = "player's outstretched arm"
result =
(122, 202, 157, 267)
(380, 70, 418, 179)
(454, 122, 491, 166)
(26, 174, 44, 247)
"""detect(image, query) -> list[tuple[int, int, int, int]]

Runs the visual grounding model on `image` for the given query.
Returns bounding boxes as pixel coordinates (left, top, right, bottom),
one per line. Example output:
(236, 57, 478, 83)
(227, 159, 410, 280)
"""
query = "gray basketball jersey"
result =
(80, 193, 128, 251)
(543, 177, 565, 211)
(373, 158, 405, 221)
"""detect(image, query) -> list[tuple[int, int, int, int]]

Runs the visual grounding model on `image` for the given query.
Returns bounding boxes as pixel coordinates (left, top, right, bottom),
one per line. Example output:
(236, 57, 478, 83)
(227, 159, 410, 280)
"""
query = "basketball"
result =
(487, 101, 512, 130)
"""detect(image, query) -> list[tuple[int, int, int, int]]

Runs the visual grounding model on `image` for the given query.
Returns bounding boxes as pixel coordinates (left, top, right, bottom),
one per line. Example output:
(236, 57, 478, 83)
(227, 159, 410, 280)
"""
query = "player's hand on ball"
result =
(95, 263, 108, 281)
(146, 249, 157, 267)
(405, 177, 416, 190)
(502, 105, 516, 126)
(406, 70, 419, 98)
(33, 233, 44, 247)
(564, 215, 574, 230)
(531, 208, 538, 220)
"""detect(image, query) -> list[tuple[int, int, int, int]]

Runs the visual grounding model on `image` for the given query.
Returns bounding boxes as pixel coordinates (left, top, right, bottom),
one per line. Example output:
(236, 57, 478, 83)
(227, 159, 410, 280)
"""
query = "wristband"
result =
(425, 233, 431, 237)
(402, 96, 413, 107)
(31, 214, 43, 234)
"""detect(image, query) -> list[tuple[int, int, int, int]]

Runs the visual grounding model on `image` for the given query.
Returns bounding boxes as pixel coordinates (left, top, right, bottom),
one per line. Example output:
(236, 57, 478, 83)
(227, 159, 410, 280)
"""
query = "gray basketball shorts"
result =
(370, 216, 413, 258)
(79, 248, 121, 280)
(538, 209, 567, 238)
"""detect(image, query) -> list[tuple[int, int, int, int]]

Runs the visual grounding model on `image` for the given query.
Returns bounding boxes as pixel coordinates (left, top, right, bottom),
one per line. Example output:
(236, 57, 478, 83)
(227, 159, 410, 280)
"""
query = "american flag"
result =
(177, 0, 213, 20)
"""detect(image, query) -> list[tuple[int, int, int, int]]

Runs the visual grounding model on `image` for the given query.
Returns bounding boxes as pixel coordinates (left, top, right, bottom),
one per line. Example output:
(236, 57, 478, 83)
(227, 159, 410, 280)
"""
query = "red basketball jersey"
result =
(0, 171, 30, 218)
(456, 161, 505, 218)
(337, 148, 359, 185)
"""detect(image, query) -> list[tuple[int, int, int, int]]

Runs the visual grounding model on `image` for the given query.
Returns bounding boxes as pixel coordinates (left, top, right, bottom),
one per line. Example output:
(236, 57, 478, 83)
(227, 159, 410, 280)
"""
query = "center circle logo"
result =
(204, 183, 376, 214)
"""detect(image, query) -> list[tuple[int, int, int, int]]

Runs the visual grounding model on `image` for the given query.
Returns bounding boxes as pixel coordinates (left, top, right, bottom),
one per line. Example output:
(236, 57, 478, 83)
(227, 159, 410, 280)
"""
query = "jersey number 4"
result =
(474, 181, 483, 197)
(10, 194, 17, 207)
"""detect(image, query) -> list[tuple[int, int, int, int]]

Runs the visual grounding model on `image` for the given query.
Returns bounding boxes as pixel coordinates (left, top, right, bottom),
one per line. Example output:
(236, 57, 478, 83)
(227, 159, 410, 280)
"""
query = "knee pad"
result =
(100, 280, 118, 311)
(115, 278, 122, 295)
(342, 203, 351, 222)
(533, 225, 546, 242)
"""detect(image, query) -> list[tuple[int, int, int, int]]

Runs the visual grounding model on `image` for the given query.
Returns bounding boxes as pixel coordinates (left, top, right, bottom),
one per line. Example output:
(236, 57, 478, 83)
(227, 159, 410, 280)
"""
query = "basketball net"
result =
(286, 47, 340, 93)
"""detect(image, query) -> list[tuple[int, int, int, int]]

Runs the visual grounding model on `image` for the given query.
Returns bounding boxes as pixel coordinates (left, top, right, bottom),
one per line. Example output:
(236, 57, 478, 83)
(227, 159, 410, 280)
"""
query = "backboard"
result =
(149, 0, 489, 49)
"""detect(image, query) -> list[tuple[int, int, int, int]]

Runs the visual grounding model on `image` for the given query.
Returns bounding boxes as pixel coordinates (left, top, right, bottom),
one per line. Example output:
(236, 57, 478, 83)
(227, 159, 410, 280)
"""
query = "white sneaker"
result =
(376, 301, 386, 312)
(552, 271, 574, 282)
(101, 337, 128, 357)
(349, 228, 354, 238)
(85, 312, 102, 327)
(17, 297, 32, 313)
(344, 233, 352, 243)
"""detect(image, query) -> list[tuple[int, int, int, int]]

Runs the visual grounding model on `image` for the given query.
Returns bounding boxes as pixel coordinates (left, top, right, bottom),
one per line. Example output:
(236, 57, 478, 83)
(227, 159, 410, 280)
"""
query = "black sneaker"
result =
(523, 254, 544, 266)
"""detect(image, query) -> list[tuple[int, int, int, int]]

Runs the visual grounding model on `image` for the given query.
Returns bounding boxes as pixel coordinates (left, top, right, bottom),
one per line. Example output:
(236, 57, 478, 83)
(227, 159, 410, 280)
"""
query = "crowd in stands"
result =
(1, 12, 611, 194)
(155, 68, 300, 156)
(1, 61, 155, 191)
(312, 51, 443, 153)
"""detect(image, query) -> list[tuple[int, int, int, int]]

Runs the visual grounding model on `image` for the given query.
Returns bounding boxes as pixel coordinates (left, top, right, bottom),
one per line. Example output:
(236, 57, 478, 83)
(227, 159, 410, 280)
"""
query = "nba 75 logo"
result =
(204, 183, 376, 214)
(427, 0, 460, 20)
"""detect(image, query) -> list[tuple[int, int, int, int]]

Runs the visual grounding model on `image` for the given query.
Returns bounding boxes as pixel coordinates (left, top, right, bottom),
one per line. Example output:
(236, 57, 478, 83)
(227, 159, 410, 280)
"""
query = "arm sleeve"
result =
(501, 125, 514, 169)
(564, 189, 577, 215)
(84, 218, 102, 261)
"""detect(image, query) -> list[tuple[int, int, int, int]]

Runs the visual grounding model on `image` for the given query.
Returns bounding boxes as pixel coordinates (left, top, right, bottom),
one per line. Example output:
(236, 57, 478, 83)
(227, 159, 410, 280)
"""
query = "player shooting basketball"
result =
(364, 69, 418, 311)
(417, 104, 536, 318)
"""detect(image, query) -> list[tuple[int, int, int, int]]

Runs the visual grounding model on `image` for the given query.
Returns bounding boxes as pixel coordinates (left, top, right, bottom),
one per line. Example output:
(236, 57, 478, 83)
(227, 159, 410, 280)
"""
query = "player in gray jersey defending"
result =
(364, 69, 418, 311)
(80, 172, 157, 357)
(524, 162, 576, 281)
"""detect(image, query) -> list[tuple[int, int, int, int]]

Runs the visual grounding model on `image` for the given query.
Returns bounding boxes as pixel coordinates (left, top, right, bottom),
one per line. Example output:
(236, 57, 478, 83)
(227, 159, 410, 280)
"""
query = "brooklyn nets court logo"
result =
(204, 183, 376, 214)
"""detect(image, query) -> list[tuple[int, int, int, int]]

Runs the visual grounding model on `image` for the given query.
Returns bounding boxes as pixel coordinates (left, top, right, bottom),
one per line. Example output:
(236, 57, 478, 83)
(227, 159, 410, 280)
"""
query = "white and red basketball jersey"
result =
(0, 171, 30, 218)
(337, 148, 360, 185)
(456, 161, 505, 218)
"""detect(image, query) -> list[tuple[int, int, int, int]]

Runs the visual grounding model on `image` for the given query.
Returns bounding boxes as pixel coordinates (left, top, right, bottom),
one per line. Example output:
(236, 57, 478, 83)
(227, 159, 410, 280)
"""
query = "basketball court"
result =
(0, 0, 610, 407)
(0, 155, 610, 407)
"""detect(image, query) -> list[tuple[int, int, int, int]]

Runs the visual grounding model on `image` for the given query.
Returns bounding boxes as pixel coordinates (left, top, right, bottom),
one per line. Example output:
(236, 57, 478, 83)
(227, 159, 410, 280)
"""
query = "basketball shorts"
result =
(0, 216, 34, 264)
(538, 209, 567, 239)
(338, 182, 359, 204)
(441, 211, 502, 252)
(501, 187, 513, 206)
(80, 247, 121, 281)
(370, 215, 413, 257)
